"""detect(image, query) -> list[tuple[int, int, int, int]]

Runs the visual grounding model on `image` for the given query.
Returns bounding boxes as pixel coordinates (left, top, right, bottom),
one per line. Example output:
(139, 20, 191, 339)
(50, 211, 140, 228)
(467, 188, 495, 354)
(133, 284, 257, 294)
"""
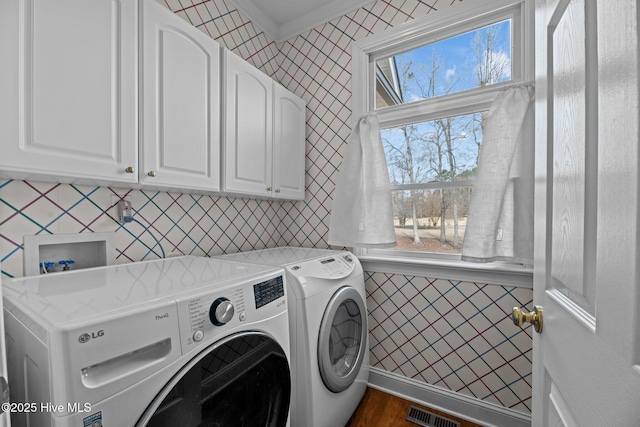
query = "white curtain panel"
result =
(328, 113, 396, 248)
(462, 85, 535, 264)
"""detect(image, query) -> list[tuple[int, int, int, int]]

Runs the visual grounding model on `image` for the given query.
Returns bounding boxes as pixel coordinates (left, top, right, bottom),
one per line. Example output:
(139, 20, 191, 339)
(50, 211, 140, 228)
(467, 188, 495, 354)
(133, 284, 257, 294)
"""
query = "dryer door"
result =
(137, 332, 290, 427)
(317, 286, 367, 393)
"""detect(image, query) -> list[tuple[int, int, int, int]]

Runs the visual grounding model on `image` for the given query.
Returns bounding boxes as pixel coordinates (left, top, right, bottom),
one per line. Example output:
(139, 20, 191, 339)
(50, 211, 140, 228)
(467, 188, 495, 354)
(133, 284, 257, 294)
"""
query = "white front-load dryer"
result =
(3, 256, 291, 427)
(220, 248, 369, 427)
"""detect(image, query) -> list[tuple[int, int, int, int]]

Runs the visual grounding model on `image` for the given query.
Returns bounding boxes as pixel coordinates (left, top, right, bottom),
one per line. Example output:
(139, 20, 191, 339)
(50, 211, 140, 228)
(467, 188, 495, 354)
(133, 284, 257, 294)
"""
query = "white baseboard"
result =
(367, 367, 532, 427)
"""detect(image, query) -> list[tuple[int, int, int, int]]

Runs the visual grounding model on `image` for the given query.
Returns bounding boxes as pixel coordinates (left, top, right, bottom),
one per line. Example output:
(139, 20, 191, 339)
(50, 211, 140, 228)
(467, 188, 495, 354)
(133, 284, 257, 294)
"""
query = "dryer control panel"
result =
(288, 253, 356, 279)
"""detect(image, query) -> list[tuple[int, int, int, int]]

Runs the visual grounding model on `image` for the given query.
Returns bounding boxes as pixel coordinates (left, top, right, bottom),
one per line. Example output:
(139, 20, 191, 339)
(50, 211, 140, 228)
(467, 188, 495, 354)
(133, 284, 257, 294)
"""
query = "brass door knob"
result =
(512, 306, 543, 333)
(147, 171, 157, 177)
(125, 166, 135, 173)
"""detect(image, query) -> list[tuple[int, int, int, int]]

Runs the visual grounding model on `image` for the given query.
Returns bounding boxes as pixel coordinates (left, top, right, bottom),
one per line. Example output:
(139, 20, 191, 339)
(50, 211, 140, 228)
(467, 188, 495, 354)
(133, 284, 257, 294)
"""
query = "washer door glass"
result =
(138, 332, 290, 427)
(317, 286, 367, 393)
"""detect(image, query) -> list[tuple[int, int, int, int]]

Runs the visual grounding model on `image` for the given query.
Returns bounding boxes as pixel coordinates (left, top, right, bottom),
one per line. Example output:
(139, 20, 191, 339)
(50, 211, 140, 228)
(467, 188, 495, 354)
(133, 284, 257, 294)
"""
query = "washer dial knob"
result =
(210, 298, 234, 326)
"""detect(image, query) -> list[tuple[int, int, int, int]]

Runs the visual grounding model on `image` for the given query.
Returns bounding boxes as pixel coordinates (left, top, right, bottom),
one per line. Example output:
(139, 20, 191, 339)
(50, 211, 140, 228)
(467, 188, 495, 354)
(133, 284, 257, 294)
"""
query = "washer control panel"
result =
(183, 288, 247, 346)
(175, 271, 287, 354)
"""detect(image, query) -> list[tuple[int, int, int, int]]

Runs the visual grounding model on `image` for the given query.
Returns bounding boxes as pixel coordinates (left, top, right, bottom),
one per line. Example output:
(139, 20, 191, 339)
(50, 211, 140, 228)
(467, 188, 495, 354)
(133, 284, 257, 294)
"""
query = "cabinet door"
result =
(140, 0, 220, 192)
(273, 84, 306, 200)
(0, 0, 137, 185)
(222, 49, 273, 197)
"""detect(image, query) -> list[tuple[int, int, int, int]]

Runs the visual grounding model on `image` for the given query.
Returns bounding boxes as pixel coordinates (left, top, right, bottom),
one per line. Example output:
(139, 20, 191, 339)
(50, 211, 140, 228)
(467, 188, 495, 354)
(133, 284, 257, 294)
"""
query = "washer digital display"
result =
(253, 276, 284, 309)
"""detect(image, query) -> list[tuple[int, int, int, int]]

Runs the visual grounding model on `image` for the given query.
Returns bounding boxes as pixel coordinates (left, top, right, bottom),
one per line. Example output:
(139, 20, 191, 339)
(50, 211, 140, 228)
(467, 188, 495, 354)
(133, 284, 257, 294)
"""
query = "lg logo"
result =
(78, 330, 104, 344)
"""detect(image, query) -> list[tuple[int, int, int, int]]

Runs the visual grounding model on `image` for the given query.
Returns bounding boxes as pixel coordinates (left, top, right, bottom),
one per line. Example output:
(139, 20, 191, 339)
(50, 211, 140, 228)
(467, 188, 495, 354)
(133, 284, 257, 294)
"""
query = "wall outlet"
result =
(111, 194, 132, 220)
(117, 200, 133, 224)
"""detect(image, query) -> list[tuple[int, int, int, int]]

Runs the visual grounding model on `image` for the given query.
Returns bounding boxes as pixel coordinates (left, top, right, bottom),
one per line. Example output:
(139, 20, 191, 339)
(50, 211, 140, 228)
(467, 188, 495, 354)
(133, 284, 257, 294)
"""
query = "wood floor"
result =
(345, 387, 484, 427)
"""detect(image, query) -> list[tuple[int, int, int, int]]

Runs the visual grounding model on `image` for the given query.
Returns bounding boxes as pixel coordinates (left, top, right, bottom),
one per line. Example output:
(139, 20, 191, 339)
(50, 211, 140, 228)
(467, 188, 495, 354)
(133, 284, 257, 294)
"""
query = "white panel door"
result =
(533, 0, 640, 425)
(140, 0, 221, 192)
(273, 83, 306, 200)
(222, 49, 273, 197)
(0, 0, 137, 185)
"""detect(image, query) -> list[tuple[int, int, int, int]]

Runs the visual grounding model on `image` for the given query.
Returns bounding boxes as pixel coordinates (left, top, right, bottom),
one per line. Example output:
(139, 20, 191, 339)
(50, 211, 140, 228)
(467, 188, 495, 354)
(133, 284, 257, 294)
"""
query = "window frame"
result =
(350, 0, 534, 286)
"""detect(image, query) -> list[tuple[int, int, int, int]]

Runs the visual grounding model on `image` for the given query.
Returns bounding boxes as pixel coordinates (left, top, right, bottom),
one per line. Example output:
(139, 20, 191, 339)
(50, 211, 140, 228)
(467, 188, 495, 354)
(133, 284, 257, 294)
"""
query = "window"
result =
(352, 0, 533, 262)
(375, 19, 513, 110)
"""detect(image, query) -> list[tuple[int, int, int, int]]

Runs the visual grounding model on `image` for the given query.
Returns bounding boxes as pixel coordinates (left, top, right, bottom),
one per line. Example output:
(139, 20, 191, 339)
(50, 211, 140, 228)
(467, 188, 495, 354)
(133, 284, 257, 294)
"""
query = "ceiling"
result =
(226, 0, 376, 43)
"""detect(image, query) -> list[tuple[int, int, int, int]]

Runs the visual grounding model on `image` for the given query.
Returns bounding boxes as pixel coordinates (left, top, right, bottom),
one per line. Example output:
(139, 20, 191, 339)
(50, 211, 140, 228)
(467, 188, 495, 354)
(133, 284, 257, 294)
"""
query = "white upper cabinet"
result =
(222, 49, 274, 198)
(273, 83, 306, 200)
(0, 0, 220, 192)
(140, 0, 220, 192)
(222, 49, 306, 200)
(0, 0, 137, 185)
(0, 1, 302, 198)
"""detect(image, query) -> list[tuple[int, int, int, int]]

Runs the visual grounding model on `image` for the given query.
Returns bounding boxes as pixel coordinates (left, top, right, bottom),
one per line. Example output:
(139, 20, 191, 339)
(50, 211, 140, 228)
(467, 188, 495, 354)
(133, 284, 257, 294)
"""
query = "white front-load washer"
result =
(220, 247, 369, 427)
(3, 255, 291, 427)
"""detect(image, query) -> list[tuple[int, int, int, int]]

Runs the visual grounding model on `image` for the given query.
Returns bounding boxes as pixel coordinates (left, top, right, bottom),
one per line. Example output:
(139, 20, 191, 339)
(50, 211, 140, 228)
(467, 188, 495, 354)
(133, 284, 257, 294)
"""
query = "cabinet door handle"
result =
(275, 188, 281, 193)
(125, 166, 135, 173)
(147, 171, 157, 177)
(267, 187, 272, 191)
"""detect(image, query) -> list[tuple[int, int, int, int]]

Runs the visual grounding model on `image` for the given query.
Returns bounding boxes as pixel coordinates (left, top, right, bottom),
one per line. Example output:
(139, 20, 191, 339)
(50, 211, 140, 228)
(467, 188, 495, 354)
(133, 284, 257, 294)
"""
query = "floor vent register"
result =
(406, 405, 461, 427)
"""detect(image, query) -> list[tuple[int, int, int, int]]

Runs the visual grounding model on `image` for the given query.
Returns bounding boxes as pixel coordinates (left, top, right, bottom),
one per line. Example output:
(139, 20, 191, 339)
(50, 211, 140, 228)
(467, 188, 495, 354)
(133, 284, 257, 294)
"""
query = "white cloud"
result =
(445, 66, 456, 81)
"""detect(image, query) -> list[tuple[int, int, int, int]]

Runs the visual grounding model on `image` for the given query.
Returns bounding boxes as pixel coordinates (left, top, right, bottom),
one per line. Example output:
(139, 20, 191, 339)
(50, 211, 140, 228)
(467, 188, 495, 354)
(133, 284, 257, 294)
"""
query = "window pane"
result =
(375, 20, 512, 109)
(381, 112, 484, 186)
(390, 188, 472, 253)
